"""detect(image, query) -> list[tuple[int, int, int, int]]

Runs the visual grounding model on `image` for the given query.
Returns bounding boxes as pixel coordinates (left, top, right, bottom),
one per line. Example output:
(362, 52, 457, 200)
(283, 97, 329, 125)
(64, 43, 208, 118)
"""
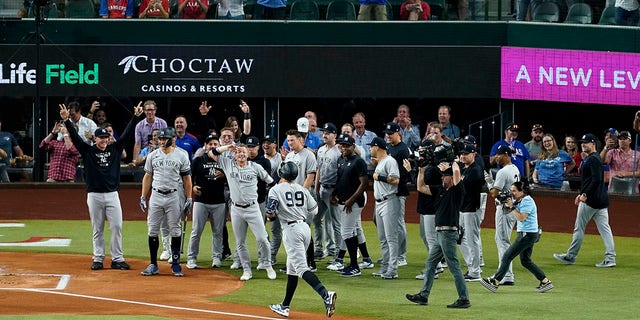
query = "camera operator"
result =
(489, 145, 520, 286)
(458, 144, 485, 282)
(480, 181, 554, 293)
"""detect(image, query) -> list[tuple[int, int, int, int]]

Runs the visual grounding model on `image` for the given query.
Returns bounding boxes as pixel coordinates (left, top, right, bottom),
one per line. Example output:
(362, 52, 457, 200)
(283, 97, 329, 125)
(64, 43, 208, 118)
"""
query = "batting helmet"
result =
(157, 127, 176, 139)
(279, 161, 298, 181)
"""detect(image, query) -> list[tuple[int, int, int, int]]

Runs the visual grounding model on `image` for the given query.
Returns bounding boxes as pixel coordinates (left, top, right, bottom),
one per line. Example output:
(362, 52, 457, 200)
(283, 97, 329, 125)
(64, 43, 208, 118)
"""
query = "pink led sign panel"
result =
(501, 46, 640, 106)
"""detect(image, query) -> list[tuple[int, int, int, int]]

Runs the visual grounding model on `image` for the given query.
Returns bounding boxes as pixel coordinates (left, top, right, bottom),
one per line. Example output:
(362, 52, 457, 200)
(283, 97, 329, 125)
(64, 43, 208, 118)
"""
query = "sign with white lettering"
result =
(501, 46, 640, 106)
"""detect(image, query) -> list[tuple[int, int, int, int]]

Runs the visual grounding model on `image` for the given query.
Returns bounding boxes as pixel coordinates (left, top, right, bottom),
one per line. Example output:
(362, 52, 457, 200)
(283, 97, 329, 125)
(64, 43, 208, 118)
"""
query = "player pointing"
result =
(267, 161, 337, 318)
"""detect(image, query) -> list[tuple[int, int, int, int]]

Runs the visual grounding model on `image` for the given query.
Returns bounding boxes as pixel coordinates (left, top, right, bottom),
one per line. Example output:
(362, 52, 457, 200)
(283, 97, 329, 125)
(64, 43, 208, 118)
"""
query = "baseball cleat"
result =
(110, 261, 130, 270)
(171, 263, 184, 277)
(447, 299, 471, 308)
(230, 261, 242, 269)
(266, 266, 277, 280)
(159, 250, 171, 261)
(211, 258, 222, 268)
(553, 253, 575, 265)
(397, 258, 408, 267)
(405, 293, 428, 305)
(381, 273, 398, 279)
(595, 260, 616, 268)
(90, 261, 103, 270)
(186, 259, 198, 269)
(140, 264, 159, 276)
(324, 291, 336, 318)
(240, 271, 252, 281)
(358, 258, 374, 269)
(269, 304, 290, 317)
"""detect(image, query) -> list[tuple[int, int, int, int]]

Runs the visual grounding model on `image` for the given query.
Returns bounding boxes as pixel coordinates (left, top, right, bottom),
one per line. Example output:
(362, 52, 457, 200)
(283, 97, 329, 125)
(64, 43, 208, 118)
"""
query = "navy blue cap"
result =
(320, 122, 338, 134)
(579, 133, 598, 143)
(496, 145, 513, 155)
(245, 136, 260, 147)
(367, 137, 387, 150)
(383, 122, 401, 134)
(94, 128, 110, 138)
(337, 134, 355, 146)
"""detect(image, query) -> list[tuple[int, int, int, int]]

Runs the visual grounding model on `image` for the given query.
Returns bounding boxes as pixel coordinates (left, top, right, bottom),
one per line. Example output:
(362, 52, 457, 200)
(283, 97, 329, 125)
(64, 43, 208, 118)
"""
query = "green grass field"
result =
(1, 219, 638, 320)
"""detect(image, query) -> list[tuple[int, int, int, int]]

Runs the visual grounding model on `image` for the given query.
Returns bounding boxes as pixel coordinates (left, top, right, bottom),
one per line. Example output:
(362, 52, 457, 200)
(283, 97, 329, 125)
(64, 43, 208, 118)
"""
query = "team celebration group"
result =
(54, 100, 620, 317)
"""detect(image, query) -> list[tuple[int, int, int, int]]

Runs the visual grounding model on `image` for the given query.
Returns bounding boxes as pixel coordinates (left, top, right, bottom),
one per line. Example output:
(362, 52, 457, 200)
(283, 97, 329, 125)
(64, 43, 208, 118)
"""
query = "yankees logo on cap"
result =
(94, 128, 110, 138)
(337, 134, 355, 145)
(245, 136, 259, 147)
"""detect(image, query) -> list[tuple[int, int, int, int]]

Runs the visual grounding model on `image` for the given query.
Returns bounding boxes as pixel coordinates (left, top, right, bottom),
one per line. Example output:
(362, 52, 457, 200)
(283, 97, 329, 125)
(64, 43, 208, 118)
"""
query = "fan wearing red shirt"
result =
(139, 0, 170, 18)
(100, 0, 135, 18)
(178, 0, 209, 19)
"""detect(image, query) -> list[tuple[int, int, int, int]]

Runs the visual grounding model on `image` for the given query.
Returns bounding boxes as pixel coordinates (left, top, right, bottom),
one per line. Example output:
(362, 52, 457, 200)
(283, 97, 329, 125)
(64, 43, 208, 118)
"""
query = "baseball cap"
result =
(441, 167, 454, 176)
(94, 128, 110, 138)
(578, 133, 598, 143)
(320, 122, 338, 134)
(496, 145, 514, 155)
(462, 135, 477, 145)
(367, 137, 387, 150)
(262, 135, 276, 143)
(205, 134, 219, 143)
(383, 122, 401, 134)
(506, 123, 520, 131)
(297, 117, 309, 133)
(532, 124, 544, 132)
(460, 144, 477, 154)
(605, 128, 619, 135)
(245, 136, 260, 147)
(618, 131, 632, 139)
(337, 134, 355, 146)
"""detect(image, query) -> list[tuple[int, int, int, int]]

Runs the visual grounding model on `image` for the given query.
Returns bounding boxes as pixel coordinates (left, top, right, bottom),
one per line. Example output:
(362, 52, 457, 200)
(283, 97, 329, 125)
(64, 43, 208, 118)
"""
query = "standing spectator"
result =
(532, 134, 575, 190)
(314, 123, 341, 261)
(218, 0, 245, 19)
(480, 181, 554, 293)
(133, 100, 168, 165)
(177, 0, 209, 19)
(190, 101, 218, 145)
(384, 122, 411, 267)
(0, 119, 25, 182)
(524, 124, 544, 168)
(103, 123, 127, 160)
(352, 112, 377, 172)
(438, 105, 461, 143)
(489, 145, 520, 285)
(67, 101, 99, 145)
(554, 133, 617, 268)
(139, 0, 170, 18)
(304, 111, 324, 141)
(394, 104, 421, 152)
(99, 0, 135, 18)
(224, 100, 252, 143)
(603, 130, 640, 193)
(39, 122, 79, 183)
(368, 137, 401, 279)
(174, 115, 201, 161)
(187, 134, 227, 269)
(130, 128, 159, 167)
(254, 0, 287, 19)
(263, 134, 283, 263)
(458, 144, 484, 282)
(405, 162, 471, 309)
(615, 0, 639, 26)
(400, 0, 431, 20)
(563, 135, 582, 176)
(59, 102, 143, 271)
(490, 123, 531, 180)
(281, 117, 322, 153)
(357, 0, 387, 20)
(140, 127, 193, 277)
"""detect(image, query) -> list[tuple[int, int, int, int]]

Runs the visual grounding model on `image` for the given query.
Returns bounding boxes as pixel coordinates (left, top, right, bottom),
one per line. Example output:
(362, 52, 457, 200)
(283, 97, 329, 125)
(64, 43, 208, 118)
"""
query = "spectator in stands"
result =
(218, 0, 245, 19)
(525, 124, 544, 168)
(438, 105, 461, 143)
(400, 0, 431, 20)
(103, 122, 127, 160)
(67, 101, 99, 145)
(532, 134, 575, 190)
(87, 101, 118, 138)
(352, 112, 377, 172)
(615, 0, 639, 26)
(516, 0, 530, 21)
(253, 0, 287, 19)
(224, 100, 252, 143)
(394, 104, 421, 152)
(304, 110, 323, 140)
(603, 130, 640, 193)
(139, 0, 170, 18)
(600, 128, 619, 187)
(341, 122, 367, 159)
(490, 123, 531, 179)
(174, 115, 201, 160)
(39, 122, 80, 183)
(563, 135, 582, 176)
(190, 101, 218, 145)
(177, 0, 209, 19)
(100, 0, 135, 18)
(130, 128, 159, 167)
(0, 118, 25, 182)
(357, 0, 387, 20)
(281, 117, 322, 154)
(133, 100, 168, 165)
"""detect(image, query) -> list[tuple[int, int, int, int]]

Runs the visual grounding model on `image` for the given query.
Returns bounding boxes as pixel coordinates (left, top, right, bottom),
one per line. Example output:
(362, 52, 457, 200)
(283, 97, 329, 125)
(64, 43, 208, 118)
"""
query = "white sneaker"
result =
(257, 264, 268, 270)
(269, 304, 290, 317)
(230, 261, 241, 269)
(415, 273, 425, 280)
(327, 261, 344, 271)
(211, 258, 222, 268)
(240, 271, 252, 281)
(186, 259, 197, 269)
(266, 266, 277, 280)
(159, 251, 171, 261)
(398, 258, 408, 267)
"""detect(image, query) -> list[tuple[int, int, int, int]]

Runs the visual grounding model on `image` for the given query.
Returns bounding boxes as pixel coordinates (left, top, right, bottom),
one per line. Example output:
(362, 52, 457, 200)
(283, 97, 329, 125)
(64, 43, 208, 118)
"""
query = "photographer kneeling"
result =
(480, 181, 554, 293)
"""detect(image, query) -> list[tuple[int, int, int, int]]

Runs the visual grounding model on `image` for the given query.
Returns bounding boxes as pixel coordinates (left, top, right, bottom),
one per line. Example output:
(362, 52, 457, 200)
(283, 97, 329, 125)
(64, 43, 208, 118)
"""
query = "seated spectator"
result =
(100, 0, 135, 18)
(253, 0, 287, 19)
(39, 122, 80, 183)
(87, 100, 118, 138)
(394, 104, 421, 152)
(103, 122, 127, 160)
(400, 0, 431, 20)
(525, 124, 544, 168)
(174, 115, 201, 160)
(615, 0, 639, 26)
(178, 0, 209, 19)
(0, 118, 25, 182)
(532, 134, 575, 190)
(600, 127, 619, 186)
(218, 0, 245, 19)
(438, 105, 461, 143)
(131, 128, 159, 166)
(603, 130, 640, 193)
(304, 110, 323, 140)
(358, 0, 387, 20)
(139, 0, 170, 18)
(562, 135, 582, 176)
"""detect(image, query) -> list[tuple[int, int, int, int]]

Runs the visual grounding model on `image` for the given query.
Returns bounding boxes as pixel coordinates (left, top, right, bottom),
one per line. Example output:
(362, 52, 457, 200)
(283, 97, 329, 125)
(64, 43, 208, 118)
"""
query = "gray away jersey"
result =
(267, 182, 318, 222)
(145, 147, 191, 190)
(284, 148, 317, 186)
(373, 155, 400, 199)
(317, 144, 340, 185)
(218, 152, 274, 204)
(493, 163, 520, 206)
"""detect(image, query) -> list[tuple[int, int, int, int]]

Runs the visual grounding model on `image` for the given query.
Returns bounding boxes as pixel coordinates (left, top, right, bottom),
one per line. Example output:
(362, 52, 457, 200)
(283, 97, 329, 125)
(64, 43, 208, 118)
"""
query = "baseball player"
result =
(59, 102, 143, 271)
(267, 161, 337, 318)
(368, 137, 401, 279)
(246, 135, 272, 269)
(207, 143, 276, 281)
(186, 134, 227, 269)
(139, 127, 193, 277)
(314, 123, 341, 261)
(262, 135, 283, 263)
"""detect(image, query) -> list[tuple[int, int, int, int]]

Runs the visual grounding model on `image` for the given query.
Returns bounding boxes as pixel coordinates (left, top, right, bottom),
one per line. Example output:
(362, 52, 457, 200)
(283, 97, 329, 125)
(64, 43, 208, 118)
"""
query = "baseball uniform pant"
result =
(230, 204, 271, 272)
(283, 220, 312, 277)
(270, 218, 282, 262)
(376, 196, 400, 275)
(565, 202, 616, 262)
(419, 230, 469, 301)
(188, 202, 226, 261)
(397, 196, 408, 261)
(317, 186, 339, 256)
(495, 207, 516, 282)
(147, 191, 182, 237)
(460, 209, 482, 278)
(87, 191, 124, 263)
(339, 203, 363, 240)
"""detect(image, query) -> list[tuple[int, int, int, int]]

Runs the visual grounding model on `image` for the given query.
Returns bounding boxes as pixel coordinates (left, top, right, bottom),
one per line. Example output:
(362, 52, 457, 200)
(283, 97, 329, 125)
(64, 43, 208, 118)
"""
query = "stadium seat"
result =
(564, 3, 592, 24)
(28, 2, 60, 18)
(0, 0, 24, 17)
(531, 1, 560, 22)
(326, 0, 356, 20)
(65, 0, 97, 18)
(289, 0, 320, 20)
(598, 6, 616, 25)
